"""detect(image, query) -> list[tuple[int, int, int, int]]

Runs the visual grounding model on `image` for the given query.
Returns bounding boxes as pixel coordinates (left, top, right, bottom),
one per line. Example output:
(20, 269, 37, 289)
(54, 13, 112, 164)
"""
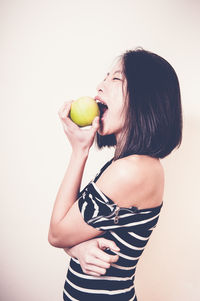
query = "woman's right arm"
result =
(63, 238, 120, 276)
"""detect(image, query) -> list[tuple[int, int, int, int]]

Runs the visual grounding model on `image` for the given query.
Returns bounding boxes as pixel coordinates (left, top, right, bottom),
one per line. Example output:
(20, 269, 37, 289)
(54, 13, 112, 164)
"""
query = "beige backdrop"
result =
(1, 0, 200, 300)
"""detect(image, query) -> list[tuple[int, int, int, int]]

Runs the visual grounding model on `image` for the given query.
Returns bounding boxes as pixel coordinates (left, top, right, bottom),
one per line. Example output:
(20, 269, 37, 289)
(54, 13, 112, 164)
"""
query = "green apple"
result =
(70, 96, 100, 127)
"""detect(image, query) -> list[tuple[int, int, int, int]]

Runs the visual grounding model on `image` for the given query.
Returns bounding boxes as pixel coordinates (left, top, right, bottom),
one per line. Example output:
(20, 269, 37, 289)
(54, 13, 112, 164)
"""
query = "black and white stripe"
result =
(63, 158, 163, 301)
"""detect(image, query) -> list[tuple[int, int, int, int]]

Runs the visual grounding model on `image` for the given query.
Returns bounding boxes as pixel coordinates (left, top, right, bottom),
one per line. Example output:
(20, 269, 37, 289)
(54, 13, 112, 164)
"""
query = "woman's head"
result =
(95, 48, 183, 160)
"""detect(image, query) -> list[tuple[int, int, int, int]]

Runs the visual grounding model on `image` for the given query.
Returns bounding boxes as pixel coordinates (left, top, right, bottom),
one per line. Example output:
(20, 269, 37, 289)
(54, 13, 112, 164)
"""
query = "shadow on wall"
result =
(135, 114, 200, 301)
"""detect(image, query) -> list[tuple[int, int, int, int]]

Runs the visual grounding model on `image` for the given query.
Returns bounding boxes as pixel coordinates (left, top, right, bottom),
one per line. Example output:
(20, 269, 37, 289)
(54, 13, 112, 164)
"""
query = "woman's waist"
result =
(66, 258, 136, 296)
(69, 256, 136, 281)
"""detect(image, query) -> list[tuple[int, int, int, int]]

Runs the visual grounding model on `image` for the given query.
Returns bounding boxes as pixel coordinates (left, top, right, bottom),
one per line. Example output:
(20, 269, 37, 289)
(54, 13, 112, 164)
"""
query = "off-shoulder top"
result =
(63, 157, 163, 301)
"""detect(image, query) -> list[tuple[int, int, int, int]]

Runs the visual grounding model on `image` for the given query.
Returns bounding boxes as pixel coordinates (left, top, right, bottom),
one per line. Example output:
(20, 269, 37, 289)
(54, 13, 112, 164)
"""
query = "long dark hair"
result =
(95, 48, 183, 160)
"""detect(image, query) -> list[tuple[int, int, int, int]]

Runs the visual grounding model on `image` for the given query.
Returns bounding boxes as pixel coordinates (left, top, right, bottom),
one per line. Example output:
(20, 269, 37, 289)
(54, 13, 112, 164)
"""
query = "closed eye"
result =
(113, 77, 121, 80)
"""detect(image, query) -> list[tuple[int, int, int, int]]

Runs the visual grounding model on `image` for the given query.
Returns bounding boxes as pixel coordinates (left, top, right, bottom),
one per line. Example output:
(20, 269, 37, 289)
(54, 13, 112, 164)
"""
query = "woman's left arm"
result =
(48, 101, 103, 248)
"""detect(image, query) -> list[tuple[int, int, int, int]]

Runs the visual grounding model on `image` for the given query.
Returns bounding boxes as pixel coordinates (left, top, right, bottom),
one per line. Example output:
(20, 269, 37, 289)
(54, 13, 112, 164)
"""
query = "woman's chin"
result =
(97, 114, 115, 136)
(97, 124, 109, 136)
(97, 127, 114, 137)
(97, 127, 106, 136)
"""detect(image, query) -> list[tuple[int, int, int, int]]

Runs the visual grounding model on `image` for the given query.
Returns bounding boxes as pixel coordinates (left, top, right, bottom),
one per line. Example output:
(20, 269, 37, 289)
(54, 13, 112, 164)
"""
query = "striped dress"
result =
(63, 157, 163, 301)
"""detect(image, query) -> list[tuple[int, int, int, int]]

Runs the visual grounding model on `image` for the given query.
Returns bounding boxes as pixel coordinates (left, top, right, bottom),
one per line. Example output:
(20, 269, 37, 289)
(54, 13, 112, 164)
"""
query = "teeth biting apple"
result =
(94, 99, 108, 120)
(97, 102, 108, 119)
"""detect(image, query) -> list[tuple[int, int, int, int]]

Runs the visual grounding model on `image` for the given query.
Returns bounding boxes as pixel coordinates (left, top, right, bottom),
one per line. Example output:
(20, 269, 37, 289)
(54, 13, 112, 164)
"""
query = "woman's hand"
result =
(58, 101, 100, 153)
(64, 238, 120, 276)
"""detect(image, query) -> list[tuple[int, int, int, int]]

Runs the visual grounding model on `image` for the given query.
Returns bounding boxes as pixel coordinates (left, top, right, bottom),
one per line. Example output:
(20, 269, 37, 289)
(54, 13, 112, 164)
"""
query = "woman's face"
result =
(95, 59, 127, 141)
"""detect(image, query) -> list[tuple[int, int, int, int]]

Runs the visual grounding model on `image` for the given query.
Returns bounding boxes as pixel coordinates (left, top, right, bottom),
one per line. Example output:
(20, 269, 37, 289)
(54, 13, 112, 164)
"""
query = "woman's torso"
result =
(63, 155, 164, 301)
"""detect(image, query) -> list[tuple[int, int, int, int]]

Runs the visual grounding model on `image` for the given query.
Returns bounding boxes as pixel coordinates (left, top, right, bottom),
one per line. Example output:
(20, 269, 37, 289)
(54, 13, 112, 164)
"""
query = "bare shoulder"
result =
(95, 155, 165, 209)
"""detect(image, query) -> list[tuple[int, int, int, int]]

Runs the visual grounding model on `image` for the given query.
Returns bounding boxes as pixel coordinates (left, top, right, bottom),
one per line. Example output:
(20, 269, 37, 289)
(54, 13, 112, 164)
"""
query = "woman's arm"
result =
(48, 150, 88, 227)
(63, 238, 120, 276)
(48, 101, 101, 246)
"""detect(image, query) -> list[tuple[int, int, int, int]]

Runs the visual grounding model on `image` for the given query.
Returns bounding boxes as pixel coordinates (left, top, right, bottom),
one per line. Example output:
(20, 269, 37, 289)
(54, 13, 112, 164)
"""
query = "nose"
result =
(96, 79, 105, 93)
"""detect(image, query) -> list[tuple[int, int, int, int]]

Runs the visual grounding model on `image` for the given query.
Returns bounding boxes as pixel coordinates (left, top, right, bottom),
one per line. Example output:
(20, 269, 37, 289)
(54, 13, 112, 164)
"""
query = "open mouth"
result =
(96, 101, 108, 120)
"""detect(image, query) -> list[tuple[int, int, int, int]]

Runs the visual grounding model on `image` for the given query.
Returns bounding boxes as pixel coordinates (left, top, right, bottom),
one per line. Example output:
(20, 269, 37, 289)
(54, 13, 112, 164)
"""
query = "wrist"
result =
(71, 148, 89, 159)
(64, 246, 78, 259)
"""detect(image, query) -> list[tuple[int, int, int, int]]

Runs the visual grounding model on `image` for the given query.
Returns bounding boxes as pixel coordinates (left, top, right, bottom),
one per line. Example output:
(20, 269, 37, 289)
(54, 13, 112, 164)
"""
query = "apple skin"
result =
(70, 96, 100, 127)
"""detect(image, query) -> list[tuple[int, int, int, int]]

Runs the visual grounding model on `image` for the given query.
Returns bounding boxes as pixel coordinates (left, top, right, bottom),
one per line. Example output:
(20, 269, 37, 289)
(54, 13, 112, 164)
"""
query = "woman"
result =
(48, 48, 183, 300)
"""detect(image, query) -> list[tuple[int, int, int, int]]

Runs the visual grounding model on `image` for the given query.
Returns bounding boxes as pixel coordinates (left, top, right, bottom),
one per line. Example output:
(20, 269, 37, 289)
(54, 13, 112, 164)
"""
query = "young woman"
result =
(48, 48, 183, 301)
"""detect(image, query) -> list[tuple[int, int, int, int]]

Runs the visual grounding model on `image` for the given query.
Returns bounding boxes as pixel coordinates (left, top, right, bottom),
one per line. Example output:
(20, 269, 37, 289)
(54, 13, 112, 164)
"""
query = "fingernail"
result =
(112, 247, 120, 251)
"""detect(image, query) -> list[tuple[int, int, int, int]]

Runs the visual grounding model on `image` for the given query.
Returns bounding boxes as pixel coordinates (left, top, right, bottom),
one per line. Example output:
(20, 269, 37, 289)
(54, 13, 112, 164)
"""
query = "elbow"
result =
(48, 232, 59, 247)
(48, 230, 71, 248)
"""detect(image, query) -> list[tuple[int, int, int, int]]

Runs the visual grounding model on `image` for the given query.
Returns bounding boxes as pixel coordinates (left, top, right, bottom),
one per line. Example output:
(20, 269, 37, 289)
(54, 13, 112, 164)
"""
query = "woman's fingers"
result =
(91, 116, 100, 133)
(92, 248, 119, 265)
(88, 253, 112, 268)
(84, 264, 107, 276)
(58, 101, 72, 119)
(85, 270, 101, 277)
(58, 101, 71, 116)
(70, 238, 120, 277)
(58, 101, 80, 131)
(97, 237, 120, 252)
(82, 248, 119, 276)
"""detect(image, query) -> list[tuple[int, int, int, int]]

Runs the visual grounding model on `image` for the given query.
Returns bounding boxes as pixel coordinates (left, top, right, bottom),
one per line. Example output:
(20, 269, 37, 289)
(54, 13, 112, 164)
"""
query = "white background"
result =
(1, 0, 200, 300)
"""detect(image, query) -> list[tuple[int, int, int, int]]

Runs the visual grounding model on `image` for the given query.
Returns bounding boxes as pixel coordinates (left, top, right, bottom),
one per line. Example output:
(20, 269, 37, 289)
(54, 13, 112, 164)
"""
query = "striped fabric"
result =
(63, 158, 163, 301)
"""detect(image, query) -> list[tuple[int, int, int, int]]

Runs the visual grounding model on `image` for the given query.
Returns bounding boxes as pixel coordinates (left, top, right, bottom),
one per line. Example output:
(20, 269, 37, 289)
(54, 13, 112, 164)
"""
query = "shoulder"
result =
(102, 155, 163, 186)
(105, 156, 145, 187)
(95, 155, 164, 209)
